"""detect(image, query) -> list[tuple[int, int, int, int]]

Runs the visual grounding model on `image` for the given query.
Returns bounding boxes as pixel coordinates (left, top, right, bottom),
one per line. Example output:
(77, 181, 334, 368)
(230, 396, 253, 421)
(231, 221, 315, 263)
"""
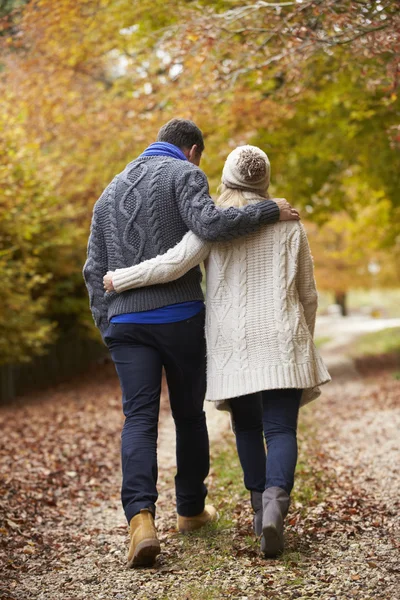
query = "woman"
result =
(103, 145, 331, 557)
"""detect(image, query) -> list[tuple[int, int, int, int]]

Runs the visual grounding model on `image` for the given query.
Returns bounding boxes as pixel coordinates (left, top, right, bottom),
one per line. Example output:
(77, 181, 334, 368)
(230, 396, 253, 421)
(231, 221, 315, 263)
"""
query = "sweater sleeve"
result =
(112, 231, 211, 293)
(82, 203, 109, 337)
(296, 224, 318, 338)
(174, 164, 280, 242)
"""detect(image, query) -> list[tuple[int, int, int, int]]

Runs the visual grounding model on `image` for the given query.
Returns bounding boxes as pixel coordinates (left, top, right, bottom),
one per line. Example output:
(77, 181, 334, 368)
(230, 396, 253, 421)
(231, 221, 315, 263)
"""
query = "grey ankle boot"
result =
(250, 491, 263, 536)
(261, 487, 290, 557)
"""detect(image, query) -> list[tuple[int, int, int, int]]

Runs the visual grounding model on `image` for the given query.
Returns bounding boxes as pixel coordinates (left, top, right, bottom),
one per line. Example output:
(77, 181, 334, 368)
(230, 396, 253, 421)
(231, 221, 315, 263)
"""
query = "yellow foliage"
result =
(0, 0, 398, 364)
(308, 197, 400, 295)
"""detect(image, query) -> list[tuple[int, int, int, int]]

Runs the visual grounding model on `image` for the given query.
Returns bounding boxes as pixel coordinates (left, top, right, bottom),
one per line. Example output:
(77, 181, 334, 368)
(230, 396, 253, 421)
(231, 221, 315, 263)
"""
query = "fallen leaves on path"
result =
(0, 363, 123, 590)
(0, 362, 399, 599)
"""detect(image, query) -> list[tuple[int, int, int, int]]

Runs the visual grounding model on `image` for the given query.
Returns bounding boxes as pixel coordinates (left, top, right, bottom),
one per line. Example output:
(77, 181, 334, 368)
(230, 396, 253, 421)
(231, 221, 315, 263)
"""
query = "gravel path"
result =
(296, 375, 399, 599)
(1, 318, 399, 599)
(1, 371, 231, 600)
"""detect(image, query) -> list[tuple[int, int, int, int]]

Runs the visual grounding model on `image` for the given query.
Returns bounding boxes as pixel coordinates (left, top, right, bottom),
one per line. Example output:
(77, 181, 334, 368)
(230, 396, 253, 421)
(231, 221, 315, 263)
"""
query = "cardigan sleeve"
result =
(173, 163, 280, 242)
(296, 224, 318, 337)
(112, 231, 211, 293)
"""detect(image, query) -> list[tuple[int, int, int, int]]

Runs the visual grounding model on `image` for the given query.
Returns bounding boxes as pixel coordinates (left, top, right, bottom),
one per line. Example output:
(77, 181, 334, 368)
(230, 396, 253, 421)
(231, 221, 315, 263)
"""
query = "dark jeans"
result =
(230, 389, 302, 495)
(104, 310, 209, 523)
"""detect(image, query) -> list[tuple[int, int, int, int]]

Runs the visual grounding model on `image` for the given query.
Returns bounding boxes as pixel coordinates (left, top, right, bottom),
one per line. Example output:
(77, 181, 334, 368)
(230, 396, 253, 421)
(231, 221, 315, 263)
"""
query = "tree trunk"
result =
(334, 291, 348, 316)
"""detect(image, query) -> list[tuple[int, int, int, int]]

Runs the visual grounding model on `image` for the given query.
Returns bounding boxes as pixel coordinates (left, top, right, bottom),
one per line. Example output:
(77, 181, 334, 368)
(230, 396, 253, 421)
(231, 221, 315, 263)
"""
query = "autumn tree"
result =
(0, 0, 181, 361)
(0, 117, 79, 363)
(0, 0, 399, 364)
(306, 198, 400, 316)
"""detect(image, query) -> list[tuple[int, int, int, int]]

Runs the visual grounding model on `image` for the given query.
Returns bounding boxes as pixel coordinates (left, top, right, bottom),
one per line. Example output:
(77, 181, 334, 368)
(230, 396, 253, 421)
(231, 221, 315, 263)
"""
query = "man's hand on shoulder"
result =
(274, 198, 300, 221)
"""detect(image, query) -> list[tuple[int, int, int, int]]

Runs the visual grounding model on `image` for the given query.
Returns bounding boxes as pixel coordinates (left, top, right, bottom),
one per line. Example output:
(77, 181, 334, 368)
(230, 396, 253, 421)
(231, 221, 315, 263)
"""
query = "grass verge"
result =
(314, 336, 332, 349)
(349, 327, 400, 376)
(349, 327, 400, 358)
(159, 407, 331, 599)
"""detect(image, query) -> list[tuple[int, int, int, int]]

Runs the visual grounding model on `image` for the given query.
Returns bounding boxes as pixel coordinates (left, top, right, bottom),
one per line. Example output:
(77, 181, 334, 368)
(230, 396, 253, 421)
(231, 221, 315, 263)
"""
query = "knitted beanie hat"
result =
(222, 145, 270, 194)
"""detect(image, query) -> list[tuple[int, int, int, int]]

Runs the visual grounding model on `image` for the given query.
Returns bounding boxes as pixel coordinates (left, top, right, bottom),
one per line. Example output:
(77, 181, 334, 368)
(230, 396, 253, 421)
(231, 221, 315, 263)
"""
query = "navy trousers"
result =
(104, 310, 209, 523)
(230, 389, 302, 495)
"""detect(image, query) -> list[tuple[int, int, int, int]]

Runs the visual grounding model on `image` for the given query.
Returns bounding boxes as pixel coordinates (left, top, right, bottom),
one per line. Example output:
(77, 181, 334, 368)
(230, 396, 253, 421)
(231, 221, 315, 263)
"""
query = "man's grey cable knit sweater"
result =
(83, 156, 280, 336)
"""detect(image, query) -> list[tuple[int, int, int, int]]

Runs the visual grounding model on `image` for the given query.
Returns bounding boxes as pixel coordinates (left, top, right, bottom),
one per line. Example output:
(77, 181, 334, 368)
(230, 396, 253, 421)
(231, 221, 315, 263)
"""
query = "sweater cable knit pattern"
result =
(207, 246, 235, 373)
(173, 165, 279, 241)
(147, 161, 168, 254)
(273, 225, 296, 368)
(83, 156, 280, 335)
(107, 176, 125, 268)
(236, 243, 249, 372)
(112, 234, 210, 292)
(287, 227, 313, 363)
(109, 222, 331, 406)
(120, 164, 147, 261)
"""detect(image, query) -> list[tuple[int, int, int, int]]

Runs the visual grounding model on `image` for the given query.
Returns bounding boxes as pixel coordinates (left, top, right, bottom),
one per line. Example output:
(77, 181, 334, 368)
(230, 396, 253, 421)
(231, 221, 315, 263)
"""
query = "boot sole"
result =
(262, 523, 283, 558)
(128, 539, 161, 568)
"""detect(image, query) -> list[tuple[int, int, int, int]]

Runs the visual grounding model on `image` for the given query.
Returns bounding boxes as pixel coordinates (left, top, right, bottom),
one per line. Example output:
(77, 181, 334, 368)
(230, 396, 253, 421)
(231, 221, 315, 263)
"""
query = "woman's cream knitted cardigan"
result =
(112, 220, 331, 406)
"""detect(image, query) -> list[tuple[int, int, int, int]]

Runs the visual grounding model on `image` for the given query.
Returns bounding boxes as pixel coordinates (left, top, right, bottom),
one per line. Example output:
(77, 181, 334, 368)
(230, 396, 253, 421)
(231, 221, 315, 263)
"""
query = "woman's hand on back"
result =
(274, 198, 300, 221)
(103, 271, 115, 293)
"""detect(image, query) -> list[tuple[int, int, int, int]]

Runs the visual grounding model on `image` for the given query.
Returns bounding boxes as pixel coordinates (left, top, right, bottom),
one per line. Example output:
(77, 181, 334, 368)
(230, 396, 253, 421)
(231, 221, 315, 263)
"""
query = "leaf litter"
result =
(0, 360, 399, 599)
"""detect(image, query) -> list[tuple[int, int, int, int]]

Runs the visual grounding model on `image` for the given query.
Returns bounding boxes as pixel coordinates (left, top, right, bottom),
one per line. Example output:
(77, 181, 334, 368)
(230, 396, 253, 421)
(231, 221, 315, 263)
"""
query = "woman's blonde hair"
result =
(215, 183, 270, 208)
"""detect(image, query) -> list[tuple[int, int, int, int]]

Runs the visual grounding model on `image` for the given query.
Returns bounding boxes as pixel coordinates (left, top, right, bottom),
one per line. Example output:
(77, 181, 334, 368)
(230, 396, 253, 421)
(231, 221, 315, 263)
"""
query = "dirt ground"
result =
(1, 319, 399, 599)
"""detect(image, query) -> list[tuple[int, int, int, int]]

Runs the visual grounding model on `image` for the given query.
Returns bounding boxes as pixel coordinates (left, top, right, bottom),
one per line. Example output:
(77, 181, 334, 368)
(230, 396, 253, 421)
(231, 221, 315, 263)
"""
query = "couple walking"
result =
(83, 119, 330, 568)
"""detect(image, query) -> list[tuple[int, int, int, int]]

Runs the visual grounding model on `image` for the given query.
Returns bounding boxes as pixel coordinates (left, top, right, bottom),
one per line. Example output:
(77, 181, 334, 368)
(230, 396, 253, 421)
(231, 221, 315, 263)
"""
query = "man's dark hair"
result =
(157, 119, 205, 153)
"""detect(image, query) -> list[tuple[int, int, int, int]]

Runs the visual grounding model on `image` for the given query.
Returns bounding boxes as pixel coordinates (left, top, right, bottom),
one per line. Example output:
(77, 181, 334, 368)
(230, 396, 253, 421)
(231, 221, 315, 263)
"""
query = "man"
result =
(83, 119, 299, 567)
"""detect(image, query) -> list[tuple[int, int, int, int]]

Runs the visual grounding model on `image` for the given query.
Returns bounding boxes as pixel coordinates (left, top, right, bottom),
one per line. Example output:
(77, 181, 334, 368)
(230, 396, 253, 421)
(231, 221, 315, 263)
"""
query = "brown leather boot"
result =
(177, 505, 218, 533)
(127, 509, 161, 568)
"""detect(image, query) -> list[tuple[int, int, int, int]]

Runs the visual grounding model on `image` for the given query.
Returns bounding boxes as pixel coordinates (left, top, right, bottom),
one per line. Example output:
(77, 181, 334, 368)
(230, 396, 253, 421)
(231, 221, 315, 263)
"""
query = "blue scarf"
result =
(140, 141, 188, 161)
